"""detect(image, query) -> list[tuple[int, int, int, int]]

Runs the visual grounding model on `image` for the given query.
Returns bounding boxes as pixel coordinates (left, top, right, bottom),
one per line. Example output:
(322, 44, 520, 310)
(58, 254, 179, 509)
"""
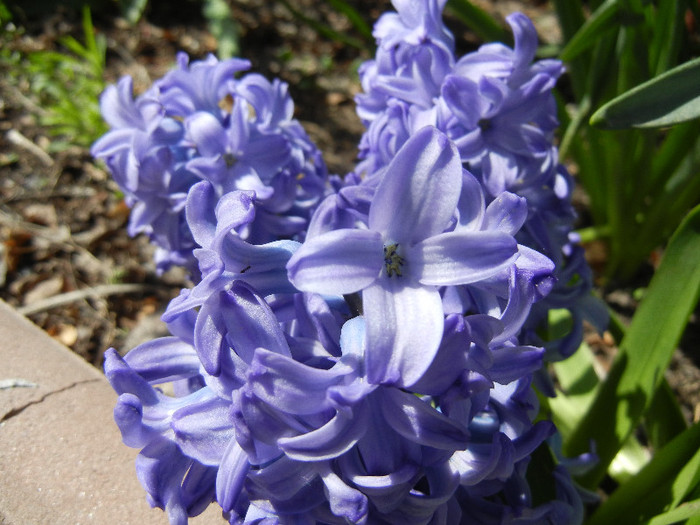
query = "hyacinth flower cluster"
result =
(97, 2, 603, 524)
(354, 1, 607, 364)
(91, 52, 328, 275)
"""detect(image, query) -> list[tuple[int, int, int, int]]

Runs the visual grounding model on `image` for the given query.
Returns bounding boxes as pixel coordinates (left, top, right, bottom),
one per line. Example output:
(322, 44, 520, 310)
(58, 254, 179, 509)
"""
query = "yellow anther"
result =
(218, 94, 234, 113)
(383, 243, 405, 278)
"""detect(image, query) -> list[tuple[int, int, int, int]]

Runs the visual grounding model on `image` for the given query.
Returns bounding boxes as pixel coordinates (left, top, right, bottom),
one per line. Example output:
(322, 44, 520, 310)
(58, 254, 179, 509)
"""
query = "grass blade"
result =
(552, 0, 585, 42)
(649, 0, 685, 76)
(559, 0, 621, 63)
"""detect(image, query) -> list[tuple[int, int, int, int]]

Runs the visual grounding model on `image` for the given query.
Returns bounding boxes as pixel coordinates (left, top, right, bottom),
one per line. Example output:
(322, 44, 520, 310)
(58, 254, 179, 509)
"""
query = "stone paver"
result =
(0, 300, 224, 524)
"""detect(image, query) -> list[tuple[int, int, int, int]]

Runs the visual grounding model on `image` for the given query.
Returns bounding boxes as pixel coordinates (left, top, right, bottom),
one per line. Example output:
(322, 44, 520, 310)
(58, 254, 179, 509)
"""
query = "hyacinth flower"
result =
(99, 2, 602, 523)
(105, 277, 581, 523)
(104, 129, 579, 523)
(288, 127, 524, 386)
(351, 0, 606, 363)
(92, 53, 328, 274)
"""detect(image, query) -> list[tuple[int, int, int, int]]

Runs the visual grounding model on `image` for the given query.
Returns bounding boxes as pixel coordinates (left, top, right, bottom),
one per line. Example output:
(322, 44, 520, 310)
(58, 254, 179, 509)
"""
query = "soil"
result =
(1, 0, 698, 423)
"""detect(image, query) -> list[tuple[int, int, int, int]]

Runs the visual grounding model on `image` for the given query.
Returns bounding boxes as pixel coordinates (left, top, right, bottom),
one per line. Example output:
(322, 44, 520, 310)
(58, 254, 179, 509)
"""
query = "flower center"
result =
(223, 152, 237, 168)
(383, 243, 405, 278)
(477, 118, 491, 132)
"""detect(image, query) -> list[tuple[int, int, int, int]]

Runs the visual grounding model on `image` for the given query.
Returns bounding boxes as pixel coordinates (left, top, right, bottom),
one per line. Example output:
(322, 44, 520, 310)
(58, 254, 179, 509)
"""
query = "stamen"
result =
(383, 243, 405, 277)
(223, 152, 236, 168)
(218, 94, 234, 113)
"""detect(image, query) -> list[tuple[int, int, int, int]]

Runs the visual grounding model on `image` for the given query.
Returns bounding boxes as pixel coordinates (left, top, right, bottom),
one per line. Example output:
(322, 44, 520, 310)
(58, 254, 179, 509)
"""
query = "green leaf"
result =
(586, 423, 700, 525)
(649, 499, 700, 525)
(649, 0, 684, 76)
(590, 57, 700, 128)
(552, 0, 588, 98)
(552, 0, 586, 42)
(120, 0, 149, 25)
(650, 120, 700, 194)
(327, 0, 373, 42)
(559, 0, 621, 63)
(608, 433, 650, 484)
(565, 204, 700, 487)
(277, 0, 366, 50)
(645, 379, 689, 450)
(203, 0, 239, 59)
(549, 342, 600, 439)
(445, 0, 512, 45)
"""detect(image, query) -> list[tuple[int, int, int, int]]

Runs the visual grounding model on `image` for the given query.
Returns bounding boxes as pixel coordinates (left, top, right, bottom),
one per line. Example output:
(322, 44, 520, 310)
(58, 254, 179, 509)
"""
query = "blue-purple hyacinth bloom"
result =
(288, 127, 520, 386)
(92, 53, 328, 275)
(100, 1, 603, 523)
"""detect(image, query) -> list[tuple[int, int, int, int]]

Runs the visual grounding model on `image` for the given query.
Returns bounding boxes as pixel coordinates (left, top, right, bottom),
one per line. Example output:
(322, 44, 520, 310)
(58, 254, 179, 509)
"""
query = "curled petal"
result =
(123, 337, 201, 384)
(278, 406, 369, 461)
(172, 396, 236, 465)
(248, 348, 354, 415)
(380, 388, 470, 450)
(216, 439, 250, 512)
(319, 465, 369, 524)
(185, 111, 227, 157)
(482, 192, 528, 235)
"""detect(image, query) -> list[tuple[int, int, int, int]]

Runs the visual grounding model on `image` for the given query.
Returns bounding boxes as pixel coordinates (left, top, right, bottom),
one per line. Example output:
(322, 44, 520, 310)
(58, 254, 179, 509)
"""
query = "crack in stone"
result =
(0, 378, 101, 424)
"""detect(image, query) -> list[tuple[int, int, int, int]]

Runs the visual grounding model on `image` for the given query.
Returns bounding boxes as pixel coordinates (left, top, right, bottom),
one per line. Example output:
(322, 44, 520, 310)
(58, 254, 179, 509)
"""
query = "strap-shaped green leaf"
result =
(327, 0, 373, 41)
(590, 57, 700, 128)
(586, 423, 700, 525)
(566, 204, 700, 487)
(648, 499, 700, 525)
(559, 0, 621, 63)
(446, 0, 511, 44)
(277, 0, 367, 50)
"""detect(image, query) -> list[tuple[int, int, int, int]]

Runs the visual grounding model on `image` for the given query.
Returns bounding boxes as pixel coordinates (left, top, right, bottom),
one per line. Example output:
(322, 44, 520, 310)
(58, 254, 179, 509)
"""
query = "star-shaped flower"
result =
(287, 126, 518, 386)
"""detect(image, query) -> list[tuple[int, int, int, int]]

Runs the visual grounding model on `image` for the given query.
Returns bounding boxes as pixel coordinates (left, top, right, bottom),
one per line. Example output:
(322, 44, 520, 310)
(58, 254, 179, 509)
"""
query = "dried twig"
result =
(18, 283, 159, 316)
(6, 129, 54, 167)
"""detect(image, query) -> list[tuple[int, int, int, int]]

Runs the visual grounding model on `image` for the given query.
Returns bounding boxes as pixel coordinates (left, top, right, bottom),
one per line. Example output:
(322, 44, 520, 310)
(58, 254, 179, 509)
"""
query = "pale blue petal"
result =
(482, 192, 528, 235)
(412, 231, 518, 286)
(287, 228, 383, 295)
(363, 280, 444, 386)
(124, 337, 200, 384)
(368, 126, 461, 244)
(185, 111, 227, 157)
(319, 466, 369, 524)
(248, 348, 353, 415)
(171, 396, 236, 465)
(507, 12, 538, 81)
(456, 170, 485, 230)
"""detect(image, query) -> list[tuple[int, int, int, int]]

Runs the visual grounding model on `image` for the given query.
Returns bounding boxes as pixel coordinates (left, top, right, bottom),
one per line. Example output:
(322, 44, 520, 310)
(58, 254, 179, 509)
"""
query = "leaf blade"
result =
(590, 57, 700, 128)
(566, 204, 700, 487)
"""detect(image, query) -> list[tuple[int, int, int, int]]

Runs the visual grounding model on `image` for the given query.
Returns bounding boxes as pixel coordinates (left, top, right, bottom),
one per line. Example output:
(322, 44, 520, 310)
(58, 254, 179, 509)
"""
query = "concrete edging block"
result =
(0, 300, 224, 524)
